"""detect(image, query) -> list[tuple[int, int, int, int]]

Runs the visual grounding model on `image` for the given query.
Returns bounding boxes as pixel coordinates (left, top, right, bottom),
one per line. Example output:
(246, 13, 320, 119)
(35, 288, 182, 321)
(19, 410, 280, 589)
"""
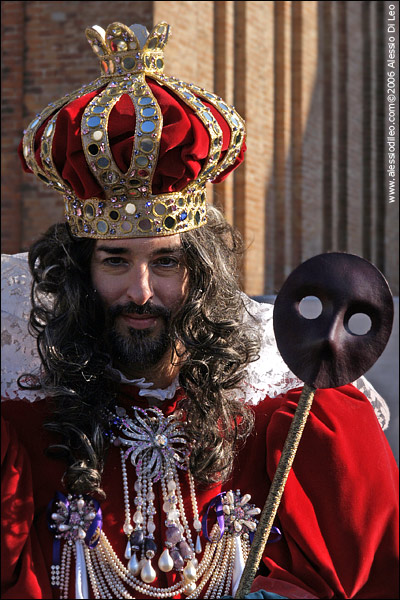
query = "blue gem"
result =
(120, 195, 127, 201)
(110, 228, 116, 234)
(83, 225, 90, 232)
(145, 202, 152, 208)
(179, 212, 187, 221)
(156, 227, 162, 233)
(98, 202, 105, 208)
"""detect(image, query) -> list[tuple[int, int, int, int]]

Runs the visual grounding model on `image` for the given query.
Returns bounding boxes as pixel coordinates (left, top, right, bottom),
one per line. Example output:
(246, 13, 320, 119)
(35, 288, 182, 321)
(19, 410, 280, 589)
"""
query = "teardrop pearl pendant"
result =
(183, 559, 197, 582)
(141, 558, 157, 583)
(124, 540, 132, 560)
(158, 547, 174, 572)
(128, 552, 140, 576)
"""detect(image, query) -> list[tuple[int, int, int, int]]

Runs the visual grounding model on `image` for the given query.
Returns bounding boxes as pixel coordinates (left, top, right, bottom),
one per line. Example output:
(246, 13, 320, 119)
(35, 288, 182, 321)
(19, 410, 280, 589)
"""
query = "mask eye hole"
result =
(298, 296, 323, 319)
(347, 313, 372, 335)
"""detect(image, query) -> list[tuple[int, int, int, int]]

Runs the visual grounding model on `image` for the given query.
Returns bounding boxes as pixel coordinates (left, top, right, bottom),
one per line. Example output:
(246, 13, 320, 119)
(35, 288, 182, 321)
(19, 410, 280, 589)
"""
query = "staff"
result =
(235, 252, 394, 598)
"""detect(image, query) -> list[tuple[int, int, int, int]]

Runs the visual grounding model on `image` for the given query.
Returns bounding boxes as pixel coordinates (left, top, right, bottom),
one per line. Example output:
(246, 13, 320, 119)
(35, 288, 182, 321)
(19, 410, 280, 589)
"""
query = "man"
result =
(2, 20, 399, 600)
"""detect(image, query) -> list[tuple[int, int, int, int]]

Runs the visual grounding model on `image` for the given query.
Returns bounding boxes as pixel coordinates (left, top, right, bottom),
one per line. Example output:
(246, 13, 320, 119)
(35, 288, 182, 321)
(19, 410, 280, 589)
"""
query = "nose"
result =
(125, 264, 153, 306)
(325, 313, 344, 353)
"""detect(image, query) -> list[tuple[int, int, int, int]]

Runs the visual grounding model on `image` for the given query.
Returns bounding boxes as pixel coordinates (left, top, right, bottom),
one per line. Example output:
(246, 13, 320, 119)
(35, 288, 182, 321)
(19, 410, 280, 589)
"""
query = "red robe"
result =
(1, 384, 399, 599)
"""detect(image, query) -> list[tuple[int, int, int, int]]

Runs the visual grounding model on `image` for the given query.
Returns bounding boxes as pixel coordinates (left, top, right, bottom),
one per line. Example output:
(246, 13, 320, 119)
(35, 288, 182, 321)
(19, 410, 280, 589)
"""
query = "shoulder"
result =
(249, 383, 393, 457)
(253, 383, 384, 430)
(2, 397, 50, 422)
(256, 385, 399, 485)
(2, 398, 66, 510)
(2, 398, 53, 455)
(273, 383, 384, 428)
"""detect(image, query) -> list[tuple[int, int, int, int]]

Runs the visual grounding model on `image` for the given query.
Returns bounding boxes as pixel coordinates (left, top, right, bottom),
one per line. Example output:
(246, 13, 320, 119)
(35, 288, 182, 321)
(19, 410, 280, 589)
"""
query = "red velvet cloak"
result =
(1, 384, 399, 599)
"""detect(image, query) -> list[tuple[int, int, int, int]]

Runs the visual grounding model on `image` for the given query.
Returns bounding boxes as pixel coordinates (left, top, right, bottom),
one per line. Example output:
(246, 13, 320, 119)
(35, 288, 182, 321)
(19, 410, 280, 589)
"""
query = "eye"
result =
(153, 256, 179, 268)
(103, 256, 127, 266)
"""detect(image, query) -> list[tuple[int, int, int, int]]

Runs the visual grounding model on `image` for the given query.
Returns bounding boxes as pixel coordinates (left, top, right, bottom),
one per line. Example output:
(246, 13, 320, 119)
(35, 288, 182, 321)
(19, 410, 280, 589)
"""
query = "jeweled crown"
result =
(21, 21, 245, 238)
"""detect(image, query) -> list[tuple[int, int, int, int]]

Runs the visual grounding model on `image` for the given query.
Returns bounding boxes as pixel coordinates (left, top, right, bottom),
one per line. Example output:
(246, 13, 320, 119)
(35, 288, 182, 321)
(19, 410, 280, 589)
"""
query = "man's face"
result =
(90, 235, 188, 371)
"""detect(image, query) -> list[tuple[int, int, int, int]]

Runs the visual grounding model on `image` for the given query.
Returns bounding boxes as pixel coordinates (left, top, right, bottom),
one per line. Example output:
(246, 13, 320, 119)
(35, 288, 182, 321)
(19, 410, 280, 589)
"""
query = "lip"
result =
(121, 314, 158, 330)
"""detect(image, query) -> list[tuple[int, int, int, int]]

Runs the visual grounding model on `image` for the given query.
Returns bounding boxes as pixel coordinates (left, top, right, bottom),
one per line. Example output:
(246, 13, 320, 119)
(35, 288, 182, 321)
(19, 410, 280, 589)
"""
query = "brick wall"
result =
(1, 1, 398, 294)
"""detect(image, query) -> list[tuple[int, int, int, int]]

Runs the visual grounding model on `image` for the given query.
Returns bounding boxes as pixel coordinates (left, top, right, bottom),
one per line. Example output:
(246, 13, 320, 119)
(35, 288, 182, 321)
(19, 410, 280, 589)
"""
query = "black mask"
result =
(273, 253, 394, 388)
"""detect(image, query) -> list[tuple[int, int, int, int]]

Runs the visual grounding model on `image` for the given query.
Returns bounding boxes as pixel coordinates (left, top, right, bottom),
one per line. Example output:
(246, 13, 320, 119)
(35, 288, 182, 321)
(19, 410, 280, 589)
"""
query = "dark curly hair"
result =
(26, 206, 261, 496)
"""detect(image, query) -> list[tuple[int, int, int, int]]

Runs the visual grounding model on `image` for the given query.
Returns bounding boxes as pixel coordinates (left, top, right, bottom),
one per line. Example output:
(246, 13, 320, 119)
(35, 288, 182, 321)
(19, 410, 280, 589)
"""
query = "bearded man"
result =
(1, 20, 398, 600)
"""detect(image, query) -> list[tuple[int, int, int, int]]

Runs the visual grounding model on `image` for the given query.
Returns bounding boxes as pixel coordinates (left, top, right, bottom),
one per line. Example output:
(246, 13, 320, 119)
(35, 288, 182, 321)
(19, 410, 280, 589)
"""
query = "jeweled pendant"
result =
(158, 547, 174, 572)
(141, 558, 157, 583)
(128, 552, 140, 576)
(183, 559, 197, 582)
(195, 534, 202, 554)
(124, 539, 132, 560)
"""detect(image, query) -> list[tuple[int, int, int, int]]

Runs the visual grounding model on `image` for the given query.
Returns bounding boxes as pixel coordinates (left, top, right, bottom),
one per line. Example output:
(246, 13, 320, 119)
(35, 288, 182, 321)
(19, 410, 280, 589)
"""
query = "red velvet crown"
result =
(19, 22, 246, 238)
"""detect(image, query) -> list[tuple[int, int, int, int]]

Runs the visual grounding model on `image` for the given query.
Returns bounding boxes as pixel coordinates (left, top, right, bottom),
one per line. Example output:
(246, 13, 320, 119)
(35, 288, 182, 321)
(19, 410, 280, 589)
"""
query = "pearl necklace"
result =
(48, 405, 262, 598)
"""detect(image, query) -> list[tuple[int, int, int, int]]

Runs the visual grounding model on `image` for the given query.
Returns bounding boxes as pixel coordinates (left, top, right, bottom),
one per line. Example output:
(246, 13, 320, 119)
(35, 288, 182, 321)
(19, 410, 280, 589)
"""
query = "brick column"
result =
(234, 1, 273, 295)
(292, 1, 321, 267)
(1, 1, 24, 254)
(213, 1, 235, 223)
(346, 1, 364, 257)
(273, 1, 293, 289)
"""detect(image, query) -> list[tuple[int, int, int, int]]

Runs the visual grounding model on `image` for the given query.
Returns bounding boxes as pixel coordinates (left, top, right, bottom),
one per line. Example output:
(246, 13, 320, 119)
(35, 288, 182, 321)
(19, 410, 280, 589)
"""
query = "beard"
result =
(106, 301, 173, 369)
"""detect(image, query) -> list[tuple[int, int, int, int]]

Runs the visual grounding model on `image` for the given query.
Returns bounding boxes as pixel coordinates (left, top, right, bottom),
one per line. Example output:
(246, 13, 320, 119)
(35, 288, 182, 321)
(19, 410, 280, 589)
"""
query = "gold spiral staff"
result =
(235, 252, 394, 599)
(235, 383, 315, 599)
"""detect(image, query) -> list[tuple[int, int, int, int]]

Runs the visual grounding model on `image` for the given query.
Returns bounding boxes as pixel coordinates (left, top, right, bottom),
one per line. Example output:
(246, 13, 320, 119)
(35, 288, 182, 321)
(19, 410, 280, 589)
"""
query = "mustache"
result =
(108, 301, 172, 321)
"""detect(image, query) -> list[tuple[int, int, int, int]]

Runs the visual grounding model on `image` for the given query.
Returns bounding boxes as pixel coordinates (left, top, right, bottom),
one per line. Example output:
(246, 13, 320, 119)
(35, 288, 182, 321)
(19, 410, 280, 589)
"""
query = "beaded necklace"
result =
(48, 404, 262, 599)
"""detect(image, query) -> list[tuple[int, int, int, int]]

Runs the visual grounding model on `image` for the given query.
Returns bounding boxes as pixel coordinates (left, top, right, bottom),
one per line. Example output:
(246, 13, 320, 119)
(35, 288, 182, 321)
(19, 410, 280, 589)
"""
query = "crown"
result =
(20, 22, 245, 238)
